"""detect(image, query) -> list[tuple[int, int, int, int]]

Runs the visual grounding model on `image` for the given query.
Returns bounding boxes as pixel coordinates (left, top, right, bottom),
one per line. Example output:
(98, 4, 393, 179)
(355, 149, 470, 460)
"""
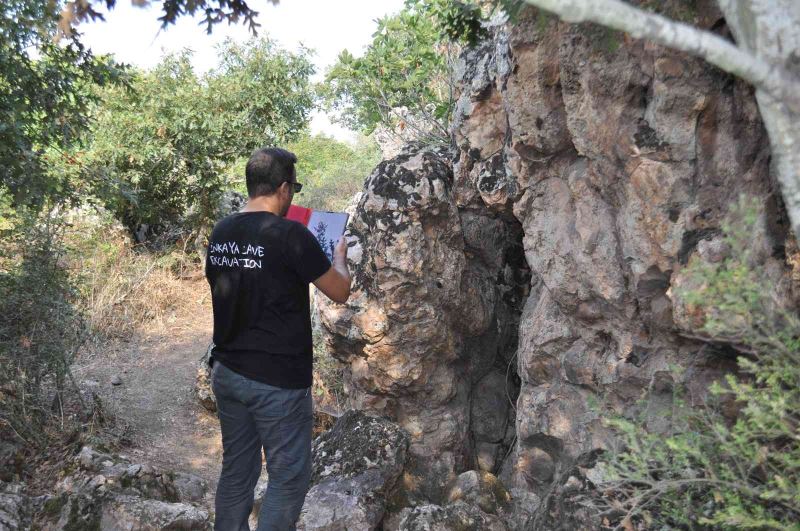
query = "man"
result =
(205, 147, 351, 530)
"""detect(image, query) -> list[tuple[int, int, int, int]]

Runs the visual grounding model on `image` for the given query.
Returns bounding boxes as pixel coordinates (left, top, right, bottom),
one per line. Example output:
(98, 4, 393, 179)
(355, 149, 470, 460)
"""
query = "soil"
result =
(71, 277, 222, 508)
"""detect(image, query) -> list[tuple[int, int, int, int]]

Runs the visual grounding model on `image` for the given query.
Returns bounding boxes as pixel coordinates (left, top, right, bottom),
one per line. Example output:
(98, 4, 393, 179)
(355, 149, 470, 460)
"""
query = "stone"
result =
(172, 472, 207, 503)
(318, 145, 530, 505)
(446, 470, 511, 515)
(501, 488, 540, 531)
(317, 4, 796, 528)
(35, 447, 209, 531)
(100, 495, 210, 530)
(394, 501, 507, 531)
(110, 375, 122, 386)
(0, 482, 30, 531)
(297, 410, 409, 530)
(249, 476, 269, 527)
(196, 345, 216, 413)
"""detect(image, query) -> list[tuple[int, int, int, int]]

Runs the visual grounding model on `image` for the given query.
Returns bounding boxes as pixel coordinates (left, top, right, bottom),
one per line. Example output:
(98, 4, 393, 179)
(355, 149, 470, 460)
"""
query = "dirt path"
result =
(72, 277, 222, 506)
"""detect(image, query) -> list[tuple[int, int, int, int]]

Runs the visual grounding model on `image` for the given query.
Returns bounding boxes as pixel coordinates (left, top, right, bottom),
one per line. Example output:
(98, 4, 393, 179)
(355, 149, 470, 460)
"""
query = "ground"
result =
(71, 277, 223, 508)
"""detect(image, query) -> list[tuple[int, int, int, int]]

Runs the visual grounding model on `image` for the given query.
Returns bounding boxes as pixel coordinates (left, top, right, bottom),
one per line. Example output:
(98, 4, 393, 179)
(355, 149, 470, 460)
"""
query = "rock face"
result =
(0, 482, 35, 530)
(297, 410, 409, 530)
(34, 446, 210, 530)
(318, 1, 797, 525)
(318, 146, 530, 505)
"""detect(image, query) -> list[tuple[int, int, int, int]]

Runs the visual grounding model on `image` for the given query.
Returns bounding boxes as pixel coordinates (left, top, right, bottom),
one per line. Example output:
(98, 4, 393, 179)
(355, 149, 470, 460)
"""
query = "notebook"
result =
(286, 205, 349, 262)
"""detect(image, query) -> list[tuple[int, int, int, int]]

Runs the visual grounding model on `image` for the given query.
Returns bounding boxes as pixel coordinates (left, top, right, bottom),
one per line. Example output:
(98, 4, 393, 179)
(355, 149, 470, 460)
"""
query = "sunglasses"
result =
(288, 181, 303, 193)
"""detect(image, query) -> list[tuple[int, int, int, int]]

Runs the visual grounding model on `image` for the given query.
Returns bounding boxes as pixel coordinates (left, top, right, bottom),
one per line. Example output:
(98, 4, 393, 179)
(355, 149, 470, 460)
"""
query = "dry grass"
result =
(64, 216, 203, 342)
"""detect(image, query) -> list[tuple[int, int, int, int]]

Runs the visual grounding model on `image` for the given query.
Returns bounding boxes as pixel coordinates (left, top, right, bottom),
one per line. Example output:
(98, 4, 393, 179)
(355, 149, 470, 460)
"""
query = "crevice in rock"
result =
(463, 213, 531, 479)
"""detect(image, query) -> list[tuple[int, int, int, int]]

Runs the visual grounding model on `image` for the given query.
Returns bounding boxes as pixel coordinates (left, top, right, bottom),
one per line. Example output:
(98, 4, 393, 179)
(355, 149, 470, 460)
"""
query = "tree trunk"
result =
(717, 0, 800, 238)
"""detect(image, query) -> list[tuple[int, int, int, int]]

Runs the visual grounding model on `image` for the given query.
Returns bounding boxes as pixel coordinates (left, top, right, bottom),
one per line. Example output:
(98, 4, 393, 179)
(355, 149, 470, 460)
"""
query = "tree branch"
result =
(521, 0, 800, 114)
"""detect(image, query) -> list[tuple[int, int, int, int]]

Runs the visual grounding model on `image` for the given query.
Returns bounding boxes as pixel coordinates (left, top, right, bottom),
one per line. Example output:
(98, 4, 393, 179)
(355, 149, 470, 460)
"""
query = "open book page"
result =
(308, 210, 349, 262)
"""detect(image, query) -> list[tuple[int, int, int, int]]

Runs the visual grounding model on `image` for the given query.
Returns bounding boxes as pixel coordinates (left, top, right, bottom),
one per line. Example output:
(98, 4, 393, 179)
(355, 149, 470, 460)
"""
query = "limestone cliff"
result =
(318, 3, 795, 525)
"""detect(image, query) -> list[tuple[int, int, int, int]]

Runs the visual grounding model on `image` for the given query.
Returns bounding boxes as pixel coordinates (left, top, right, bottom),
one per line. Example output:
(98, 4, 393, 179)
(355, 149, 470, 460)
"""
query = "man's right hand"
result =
(313, 238, 351, 304)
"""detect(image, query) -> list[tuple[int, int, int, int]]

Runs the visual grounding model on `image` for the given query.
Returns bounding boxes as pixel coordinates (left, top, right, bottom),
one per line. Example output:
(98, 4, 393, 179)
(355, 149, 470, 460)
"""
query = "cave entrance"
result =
(466, 214, 531, 477)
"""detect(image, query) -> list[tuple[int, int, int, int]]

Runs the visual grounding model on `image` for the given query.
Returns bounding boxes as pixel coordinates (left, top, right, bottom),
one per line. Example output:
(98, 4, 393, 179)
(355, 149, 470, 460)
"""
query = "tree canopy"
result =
(0, 0, 126, 210)
(320, 0, 460, 141)
(59, 0, 270, 35)
(80, 38, 315, 238)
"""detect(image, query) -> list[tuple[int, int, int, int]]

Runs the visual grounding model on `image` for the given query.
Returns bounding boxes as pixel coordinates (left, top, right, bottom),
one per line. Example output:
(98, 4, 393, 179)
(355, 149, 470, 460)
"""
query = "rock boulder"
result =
(297, 410, 409, 531)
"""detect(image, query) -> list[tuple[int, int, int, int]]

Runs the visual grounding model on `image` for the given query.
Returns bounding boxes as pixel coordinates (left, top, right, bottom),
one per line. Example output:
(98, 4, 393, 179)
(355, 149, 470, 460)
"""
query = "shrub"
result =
(594, 198, 800, 529)
(288, 134, 381, 212)
(63, 211, 189, 342)
(0, 207, 85, 447)
(81, 38, 315, 241)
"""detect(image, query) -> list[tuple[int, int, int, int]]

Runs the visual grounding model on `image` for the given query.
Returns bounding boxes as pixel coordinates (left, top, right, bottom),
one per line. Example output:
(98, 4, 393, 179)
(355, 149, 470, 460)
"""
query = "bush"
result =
(63, 211, 190, 343)
(288, 134, 381, 212)
(594, 198, 800, 529)
(81, 38, 315, 241)
(0, 207, 85, 447)
(320, 0, 459, 144)
(0, 202, 194, 455)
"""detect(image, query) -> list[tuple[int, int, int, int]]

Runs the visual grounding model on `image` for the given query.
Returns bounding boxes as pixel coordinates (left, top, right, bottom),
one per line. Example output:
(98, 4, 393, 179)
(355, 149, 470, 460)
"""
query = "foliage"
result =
(79, 38, 315, 240)
(285, 134, 380, 212)
(0, 207, 86, 447)
(320, 0, 533, 144)
(595, 198, 800, 530)
(320, 0, 460, 143)
(0, 0, 126, 211)
(60, 0, 269, 35)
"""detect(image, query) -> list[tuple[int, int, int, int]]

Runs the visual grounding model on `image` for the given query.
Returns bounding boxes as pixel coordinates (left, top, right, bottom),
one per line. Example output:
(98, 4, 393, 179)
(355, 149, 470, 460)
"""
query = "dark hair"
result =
(245, 147, 297, 198)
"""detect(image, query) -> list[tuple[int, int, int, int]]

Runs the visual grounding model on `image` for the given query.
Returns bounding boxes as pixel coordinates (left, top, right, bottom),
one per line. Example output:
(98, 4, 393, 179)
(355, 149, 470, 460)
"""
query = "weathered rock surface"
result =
(297, 410, 409, 530)
(196, 345, 216, 413)
(0, 482, 34, 530)
(446, 470, 511, 515)
(319, 3, 799, 527)
(34, 446, 210, 530)
(318, 145, 529, 505)
(392, 501, 508, 531)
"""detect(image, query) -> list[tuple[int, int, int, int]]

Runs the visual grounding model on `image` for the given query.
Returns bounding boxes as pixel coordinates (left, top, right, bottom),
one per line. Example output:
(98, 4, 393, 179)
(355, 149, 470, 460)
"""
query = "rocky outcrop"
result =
(449, 6, 796, 502)
(0, 482, 37, 530)
(318, 146, 530, 506)
(34, 446, 210, 530)
(318, 2, 798, 526)
(297, 410, 409, 530)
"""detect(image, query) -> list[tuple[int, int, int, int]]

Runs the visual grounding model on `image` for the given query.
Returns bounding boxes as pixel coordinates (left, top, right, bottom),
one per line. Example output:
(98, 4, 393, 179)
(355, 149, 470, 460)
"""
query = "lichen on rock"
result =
(317, 3, 797, 528)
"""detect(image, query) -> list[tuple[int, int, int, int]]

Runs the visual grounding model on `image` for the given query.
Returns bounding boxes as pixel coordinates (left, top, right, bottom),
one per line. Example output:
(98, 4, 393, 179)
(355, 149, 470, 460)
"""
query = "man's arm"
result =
(313, 239, 351, 304)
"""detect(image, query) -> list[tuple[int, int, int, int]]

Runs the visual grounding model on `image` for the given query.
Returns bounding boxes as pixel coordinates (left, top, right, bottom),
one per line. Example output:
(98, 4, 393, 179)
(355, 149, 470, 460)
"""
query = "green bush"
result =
(288, 134, 381, 212)
(595, 198, 800, 529)
(80, 38, 315, 241)
(0, 206, 85, 447)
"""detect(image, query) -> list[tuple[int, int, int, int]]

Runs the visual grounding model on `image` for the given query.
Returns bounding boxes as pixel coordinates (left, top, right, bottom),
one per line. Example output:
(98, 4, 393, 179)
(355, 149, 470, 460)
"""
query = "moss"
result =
(119, 474, 133, 488)
(63, 496, 101, 531)
(42, 495, 66, 518)
(640, 0, 698, 24)
(533, 8, 555, 35)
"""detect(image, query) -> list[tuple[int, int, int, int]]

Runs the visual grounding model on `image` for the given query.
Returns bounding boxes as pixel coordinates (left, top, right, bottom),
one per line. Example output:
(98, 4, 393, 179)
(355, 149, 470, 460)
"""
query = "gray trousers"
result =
(211, 361, 312, 531)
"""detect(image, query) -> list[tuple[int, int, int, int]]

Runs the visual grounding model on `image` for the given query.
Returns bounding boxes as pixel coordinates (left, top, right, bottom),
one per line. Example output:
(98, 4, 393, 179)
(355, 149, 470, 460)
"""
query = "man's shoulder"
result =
(211, 212, 287, 234)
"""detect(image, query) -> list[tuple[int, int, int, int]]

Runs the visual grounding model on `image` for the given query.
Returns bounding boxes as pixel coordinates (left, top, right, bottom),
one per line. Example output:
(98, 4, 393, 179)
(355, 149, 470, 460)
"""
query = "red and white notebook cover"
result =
(286, 205, 349, 262)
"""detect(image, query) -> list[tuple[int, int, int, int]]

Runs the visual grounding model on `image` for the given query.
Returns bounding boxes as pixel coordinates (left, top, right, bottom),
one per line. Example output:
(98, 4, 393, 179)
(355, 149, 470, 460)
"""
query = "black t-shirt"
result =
(205, 211, 331, 389)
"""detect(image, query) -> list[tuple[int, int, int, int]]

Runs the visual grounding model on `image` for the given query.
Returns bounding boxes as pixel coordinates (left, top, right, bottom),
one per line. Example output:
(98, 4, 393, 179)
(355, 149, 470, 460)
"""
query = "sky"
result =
(78, 0, 406, 143)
